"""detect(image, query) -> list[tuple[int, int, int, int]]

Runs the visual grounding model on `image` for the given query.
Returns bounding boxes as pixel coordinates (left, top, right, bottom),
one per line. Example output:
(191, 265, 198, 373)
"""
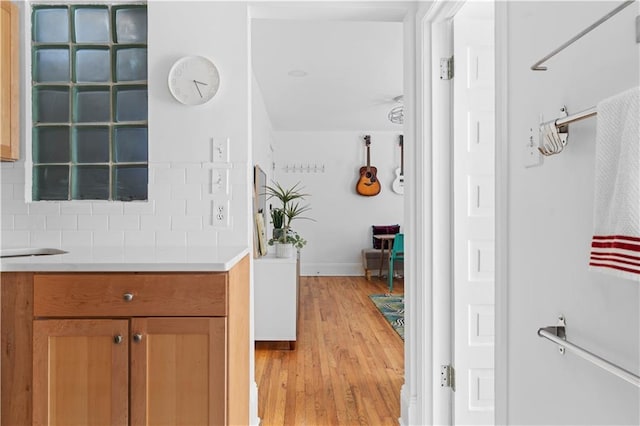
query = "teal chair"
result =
(388, 233, 404, 292)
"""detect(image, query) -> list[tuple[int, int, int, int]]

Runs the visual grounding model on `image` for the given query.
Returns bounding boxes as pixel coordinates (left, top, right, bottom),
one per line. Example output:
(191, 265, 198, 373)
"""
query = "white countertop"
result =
(0, 246, 250, 272)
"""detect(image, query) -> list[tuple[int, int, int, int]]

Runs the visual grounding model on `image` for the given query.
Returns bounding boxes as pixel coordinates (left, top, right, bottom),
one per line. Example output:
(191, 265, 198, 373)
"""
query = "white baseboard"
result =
(399, 384, 418, 426)
(300, 262, 363, 276)
(250, 381, 260, 426)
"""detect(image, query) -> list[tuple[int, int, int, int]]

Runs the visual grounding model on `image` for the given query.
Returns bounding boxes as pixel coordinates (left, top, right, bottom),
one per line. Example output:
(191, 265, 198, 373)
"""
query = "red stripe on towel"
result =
(591, 240, 640, 252)
(592, 235, 640, 243)
(590, 254, 640, 268)
(590, 234, 640, 277)
(589, 261, 640, 275)
(590, 250, 640, 262)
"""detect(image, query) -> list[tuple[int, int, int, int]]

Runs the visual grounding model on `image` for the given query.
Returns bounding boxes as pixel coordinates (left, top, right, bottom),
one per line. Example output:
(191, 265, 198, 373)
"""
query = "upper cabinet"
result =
(0, 1, 19, 161)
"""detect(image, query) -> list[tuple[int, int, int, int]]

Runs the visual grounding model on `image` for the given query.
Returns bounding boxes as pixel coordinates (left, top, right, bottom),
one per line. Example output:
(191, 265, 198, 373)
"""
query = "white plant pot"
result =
(275, 242, 295, 258)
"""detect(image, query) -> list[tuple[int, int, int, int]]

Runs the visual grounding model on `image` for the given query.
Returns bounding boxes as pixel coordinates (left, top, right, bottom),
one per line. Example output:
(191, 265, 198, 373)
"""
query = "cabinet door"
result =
(0, 1, 19, 161)
(130, 317, 227, 426)
(33, 319, 129, 426)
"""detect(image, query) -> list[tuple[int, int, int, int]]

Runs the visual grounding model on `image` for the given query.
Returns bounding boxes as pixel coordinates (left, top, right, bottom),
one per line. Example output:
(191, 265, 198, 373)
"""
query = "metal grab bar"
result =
(538, 316, 640, 388)
(531, 1, 636, 71)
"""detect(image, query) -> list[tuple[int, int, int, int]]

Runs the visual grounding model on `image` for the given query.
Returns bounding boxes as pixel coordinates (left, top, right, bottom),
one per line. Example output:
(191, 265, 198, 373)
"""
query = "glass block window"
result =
(31, 4, 148, 201)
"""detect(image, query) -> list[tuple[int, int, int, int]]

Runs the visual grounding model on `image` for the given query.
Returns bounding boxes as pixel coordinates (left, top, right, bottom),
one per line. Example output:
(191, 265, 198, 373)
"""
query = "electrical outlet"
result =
(210, 168, 229, 195)
(212, 137, 230, 163)
(211, 200, 230, 228)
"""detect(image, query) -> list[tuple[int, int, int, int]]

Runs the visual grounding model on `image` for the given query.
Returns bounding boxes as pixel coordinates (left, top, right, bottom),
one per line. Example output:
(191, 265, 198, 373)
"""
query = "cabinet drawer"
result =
(33, 273, 227, 317)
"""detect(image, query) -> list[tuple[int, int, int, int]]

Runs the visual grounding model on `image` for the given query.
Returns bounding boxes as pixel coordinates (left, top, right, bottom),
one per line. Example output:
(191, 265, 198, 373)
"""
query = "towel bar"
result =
(538, 316, 640, 388)
(531, 1, 636, 71)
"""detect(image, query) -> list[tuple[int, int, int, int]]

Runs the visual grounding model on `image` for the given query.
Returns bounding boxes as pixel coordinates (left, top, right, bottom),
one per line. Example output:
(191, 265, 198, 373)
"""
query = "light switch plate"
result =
(211, 137, 230, 163)
(524, 127, 543, 168)
(210, 168, 229, 195)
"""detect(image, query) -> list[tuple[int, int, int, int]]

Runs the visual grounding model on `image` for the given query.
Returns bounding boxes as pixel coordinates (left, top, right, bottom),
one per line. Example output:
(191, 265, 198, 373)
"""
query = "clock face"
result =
(168, 56, 220, 105)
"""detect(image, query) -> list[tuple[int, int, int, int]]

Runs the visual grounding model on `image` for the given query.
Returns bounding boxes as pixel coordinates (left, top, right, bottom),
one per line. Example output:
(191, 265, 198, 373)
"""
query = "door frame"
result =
(402, 1, 508, 425)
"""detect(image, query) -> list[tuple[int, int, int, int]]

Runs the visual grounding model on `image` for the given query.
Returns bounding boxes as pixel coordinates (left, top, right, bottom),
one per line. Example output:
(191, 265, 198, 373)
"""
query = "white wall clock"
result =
(168, 55, 220, 105)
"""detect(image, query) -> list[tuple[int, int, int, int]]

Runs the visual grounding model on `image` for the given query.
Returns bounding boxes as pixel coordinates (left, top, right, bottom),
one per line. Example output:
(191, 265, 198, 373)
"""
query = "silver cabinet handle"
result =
(133, 333, 143, 343)
(114, 335, 124, 344)
(123, 293, 134, 302)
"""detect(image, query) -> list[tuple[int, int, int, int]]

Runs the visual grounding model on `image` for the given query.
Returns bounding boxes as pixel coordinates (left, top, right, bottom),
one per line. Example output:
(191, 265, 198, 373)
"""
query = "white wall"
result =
(506, 2, 639, 424)
(270, 131, 404, 275)
(1, 1, 252, 252)
(251, 73, 274, 184)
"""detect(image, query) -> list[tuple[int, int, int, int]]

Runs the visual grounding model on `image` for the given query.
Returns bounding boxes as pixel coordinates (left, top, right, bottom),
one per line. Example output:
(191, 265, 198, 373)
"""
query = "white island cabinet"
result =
(254, 252, 299, 349)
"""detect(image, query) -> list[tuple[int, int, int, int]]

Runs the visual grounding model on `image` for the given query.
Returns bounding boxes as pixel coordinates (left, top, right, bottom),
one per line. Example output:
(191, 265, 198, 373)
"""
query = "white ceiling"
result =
(251, 18, 403, 131)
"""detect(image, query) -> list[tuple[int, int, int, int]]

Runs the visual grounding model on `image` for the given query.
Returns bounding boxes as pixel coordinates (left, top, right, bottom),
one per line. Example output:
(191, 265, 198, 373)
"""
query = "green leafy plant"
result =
(264, 181, 313, 248)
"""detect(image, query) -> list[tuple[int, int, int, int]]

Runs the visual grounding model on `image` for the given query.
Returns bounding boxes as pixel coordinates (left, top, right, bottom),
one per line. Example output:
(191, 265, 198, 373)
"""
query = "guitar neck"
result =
(365, 135, 371, 171)
(399, 135, 404, 174)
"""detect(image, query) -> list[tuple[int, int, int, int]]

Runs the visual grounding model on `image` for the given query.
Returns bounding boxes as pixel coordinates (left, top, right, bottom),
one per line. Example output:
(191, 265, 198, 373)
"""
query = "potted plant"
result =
(270, 207, 285, 241)
(264, 181, 313, 258)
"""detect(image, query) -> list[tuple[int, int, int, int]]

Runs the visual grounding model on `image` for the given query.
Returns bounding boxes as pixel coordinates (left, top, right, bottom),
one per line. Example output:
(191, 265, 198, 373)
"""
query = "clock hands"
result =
(193, 80, 208, 98)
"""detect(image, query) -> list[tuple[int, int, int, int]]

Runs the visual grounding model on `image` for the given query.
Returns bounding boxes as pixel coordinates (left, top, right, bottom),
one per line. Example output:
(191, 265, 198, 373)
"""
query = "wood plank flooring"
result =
(255, 276, 404, 425)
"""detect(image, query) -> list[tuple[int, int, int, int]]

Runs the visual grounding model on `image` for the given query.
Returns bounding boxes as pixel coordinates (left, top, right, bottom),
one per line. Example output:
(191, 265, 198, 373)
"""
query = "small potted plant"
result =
(264, 181, 313, 258)
(270, 207, 285, 241)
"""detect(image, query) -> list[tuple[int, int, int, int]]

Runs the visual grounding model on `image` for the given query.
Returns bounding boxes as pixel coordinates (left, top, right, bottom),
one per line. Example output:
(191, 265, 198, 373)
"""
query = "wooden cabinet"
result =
(0, 1, 19, 161)
(32, 319, 130, 426)
(1, 256, 250, 426)
(254, 253, 300, 349)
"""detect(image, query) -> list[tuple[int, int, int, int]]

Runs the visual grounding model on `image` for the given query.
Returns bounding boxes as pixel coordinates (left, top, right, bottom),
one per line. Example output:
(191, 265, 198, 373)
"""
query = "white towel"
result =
(589, 87, 640, 280)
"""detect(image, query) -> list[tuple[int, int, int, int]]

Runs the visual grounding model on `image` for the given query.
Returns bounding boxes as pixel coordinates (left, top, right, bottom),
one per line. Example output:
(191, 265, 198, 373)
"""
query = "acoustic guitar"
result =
(392, 135, 404, 195)
(356, 135, 381, 196)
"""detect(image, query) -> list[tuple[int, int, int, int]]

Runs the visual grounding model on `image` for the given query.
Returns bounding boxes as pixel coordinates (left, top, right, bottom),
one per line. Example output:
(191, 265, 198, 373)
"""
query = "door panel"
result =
(453, 1, 495, 425)
(130, 317, 227, 426)
(32, 319, 129, 426)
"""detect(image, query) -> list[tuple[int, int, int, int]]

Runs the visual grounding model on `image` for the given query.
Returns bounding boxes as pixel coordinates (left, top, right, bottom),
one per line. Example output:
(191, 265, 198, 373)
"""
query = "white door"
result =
(453, 1, 495, 424)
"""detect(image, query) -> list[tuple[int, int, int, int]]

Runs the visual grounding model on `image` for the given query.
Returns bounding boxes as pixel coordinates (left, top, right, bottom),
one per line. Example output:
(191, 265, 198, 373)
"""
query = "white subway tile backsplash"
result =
(187, 230, 218, 246)
(60, 202, 93, 215)
(109, 215, 140, 231)
(1, 215, 14, 230)
(0, 165, 25, 183)
(14, 215, 46, 231)
(78, 215, 108, 230)
(171, 216, 202, 231)
(124, 230, 156, 247)
(1, 230, 29, 248)
(124, 201, 155, 215)
(186, 167, 208, 185)
(155, 199, 186, 216)
(155, 230, 187, 247)
(28, 202, 61, 216)
(141, 215, 171, 231)
(2, 200, 28, 215)
(91, 202, 124, 215)
(186, 199, 209, 216)
(170, 184, 202, 201)
(93, 231, 124, 247)
(62, 231, 93, 247)
(154, 168, 186, 185)
(148, 183, 172, 200)
(30, 231, 62, 247)
(1, 183, 14, 200)
(47, 215, 78, 230)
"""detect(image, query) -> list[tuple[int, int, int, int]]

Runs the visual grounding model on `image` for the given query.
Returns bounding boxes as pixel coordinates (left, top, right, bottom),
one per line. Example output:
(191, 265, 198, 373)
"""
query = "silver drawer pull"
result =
(133, 333, 143, 343)
(114, 335, 124, 344)
(123, 293, 134, 302)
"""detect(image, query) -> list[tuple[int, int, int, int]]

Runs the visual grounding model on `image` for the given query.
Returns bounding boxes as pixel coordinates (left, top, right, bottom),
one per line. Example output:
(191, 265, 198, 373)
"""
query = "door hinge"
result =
(440, 56, 454, 80)
(440, 364, 456, 390)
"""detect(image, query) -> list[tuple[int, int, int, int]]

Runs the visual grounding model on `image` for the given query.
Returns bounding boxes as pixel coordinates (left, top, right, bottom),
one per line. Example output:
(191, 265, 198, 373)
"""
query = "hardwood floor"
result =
(255, 276, 404, 425)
